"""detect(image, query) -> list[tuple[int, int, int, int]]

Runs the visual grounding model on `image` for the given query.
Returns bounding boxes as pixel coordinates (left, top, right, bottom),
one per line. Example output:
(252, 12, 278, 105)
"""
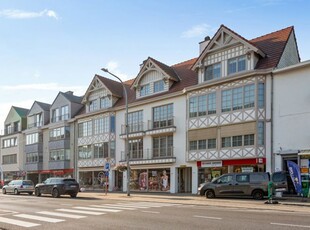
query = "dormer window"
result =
(204, 63, 221, 81)
(89, 100, 98, 112)
(100, 96, 110, 109)
(154, 80, 164, 93)
(140, 84, 150, 97)
(228, 55, 246, 75)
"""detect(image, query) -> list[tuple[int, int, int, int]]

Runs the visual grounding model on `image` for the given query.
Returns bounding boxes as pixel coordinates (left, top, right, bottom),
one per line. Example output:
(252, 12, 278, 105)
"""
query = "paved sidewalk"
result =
(78, 191, 310, 212)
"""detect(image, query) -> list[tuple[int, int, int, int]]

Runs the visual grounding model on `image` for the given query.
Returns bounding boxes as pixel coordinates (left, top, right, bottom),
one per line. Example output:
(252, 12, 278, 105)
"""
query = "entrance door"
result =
(177, 167, 192, 193)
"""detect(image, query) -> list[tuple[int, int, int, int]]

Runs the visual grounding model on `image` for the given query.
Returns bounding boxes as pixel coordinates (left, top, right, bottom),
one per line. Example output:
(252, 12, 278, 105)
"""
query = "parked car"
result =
(35, 177, 79, 198)
(198, 171, 288, 200)
(2, 180, 35, 195)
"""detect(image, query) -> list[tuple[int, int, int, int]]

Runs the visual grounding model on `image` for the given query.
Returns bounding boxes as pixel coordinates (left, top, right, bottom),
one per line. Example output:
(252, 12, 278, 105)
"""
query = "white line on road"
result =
(91, 205, 136, 210)
(14, 214, 64, 223)
(0, 216, 40, 227)
(271, 223, 310, 228)
(141, 211, 160, 214)
(193, 215, 222, 220)
(74, 206, 121, 212)
(37, 211, 86, 219)
(56, 208, 105, 215)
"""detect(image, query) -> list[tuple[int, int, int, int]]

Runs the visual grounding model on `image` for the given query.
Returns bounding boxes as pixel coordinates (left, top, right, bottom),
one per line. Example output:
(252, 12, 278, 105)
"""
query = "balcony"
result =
(4, 124, 21, 135)
(51, 114, 70, 123)
(146, 117, 176, 135)
(120, 122, 145, 139)
(120, 147, 176, 165)
(25, 143, 43, 154)
(27, 121, 43, 129)
(25, 162, 43, 171)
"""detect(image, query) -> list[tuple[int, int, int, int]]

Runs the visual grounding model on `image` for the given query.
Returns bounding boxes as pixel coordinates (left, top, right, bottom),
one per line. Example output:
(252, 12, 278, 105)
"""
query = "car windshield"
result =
(63, 179, 77, 184)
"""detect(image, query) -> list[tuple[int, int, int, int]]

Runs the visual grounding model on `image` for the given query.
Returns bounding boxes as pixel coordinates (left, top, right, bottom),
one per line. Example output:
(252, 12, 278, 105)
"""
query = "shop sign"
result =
(201, 161, 222, 168)
(241, 167, 254, 173)
(301, 168, 309, 173)
(300, 159, 309, 168)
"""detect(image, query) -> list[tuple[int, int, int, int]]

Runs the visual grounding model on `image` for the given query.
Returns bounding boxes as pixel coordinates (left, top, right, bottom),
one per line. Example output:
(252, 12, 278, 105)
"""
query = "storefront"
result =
(197, 158, 266, 184)
(130, 168, 170, 192)
(38, 169, 74, 183)
(299, 151, 310, 197)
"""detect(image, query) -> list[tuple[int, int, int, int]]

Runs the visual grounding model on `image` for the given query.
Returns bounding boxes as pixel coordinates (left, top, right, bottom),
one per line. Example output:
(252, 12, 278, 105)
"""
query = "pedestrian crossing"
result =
(0, 202, 180, 228)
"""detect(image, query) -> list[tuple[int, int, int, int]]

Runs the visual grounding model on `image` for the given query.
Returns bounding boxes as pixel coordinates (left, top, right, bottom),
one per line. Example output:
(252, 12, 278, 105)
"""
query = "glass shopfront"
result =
(79, 171, 107, 189)
(130, 168, 170, 192)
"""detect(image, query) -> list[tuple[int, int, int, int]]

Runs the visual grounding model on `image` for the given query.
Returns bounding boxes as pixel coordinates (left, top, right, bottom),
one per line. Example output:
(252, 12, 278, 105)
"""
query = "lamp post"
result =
(101, 68, 130, 196)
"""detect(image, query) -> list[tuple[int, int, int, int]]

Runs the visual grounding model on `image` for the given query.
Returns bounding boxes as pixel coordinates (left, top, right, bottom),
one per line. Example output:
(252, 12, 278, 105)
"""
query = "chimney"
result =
(65, 91, 74, 95)
(199, 36, 210, 54)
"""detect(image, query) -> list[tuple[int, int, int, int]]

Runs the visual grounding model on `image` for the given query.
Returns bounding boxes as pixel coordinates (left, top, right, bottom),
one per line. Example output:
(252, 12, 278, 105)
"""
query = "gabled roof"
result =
(35, 101, 51, 111)
(114, 58, 197, 107)
(97, 75, 124, 97)
(12, 106, 29, 117)
(131, 57, 179, 88)
(250, 26, 296, 69)
(60, 92, 83, 104)
(192, 25, 295, 71)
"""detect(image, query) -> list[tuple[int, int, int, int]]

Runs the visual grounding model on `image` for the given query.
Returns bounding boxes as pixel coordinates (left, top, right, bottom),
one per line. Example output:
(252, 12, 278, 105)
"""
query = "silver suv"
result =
(198, 172, 286, 200)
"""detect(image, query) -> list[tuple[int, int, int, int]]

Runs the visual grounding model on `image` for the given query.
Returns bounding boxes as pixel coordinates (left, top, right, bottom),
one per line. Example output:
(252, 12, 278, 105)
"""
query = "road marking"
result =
(141, 211, 160, 214)
(193, 215, 222, 220)
(14, 214, 64, 223)
(74, 206, 121, 213)
(0, 216, 40, 227)
(56, 208, 105, 215)
(93, 205, 136, 210)
(271, 223, 310, 228)
(37, 211, 86, 219)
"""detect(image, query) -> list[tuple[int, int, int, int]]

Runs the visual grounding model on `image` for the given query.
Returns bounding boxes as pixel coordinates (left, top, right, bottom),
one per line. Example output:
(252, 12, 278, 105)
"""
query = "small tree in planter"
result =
(114, 164, 127, 172)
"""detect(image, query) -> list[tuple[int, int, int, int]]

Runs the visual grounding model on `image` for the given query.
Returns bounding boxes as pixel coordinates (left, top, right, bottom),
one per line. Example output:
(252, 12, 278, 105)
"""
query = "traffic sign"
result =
(104, 162, 110, 170)
(104, 171, 109, 177)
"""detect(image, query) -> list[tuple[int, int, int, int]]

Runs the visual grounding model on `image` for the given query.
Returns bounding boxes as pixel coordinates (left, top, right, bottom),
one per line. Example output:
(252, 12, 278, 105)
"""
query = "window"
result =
(154, 80, 164, 93)
(189, 93, 216, 118)
(236, 174, 250, 183)
(2, 154, 17, 164)
(78, 145, 92, 159)
(208, 138, 216, 149)
(78, 121, 92, 137)
(232, 135, 242, 147)
(140, 84, 150, 97)
(2, 138, 18, 148)
(198, 140, 207, 150)
(228, 55, 246, 75)
(129, 139, 143, 159)
(26, 152, 40, 163)
(50, 149, 70, 161)
(153, 135, 173, 158)
(221, 90, 232, 112)
(94, 143, 104, 158)
(61, 105, 69, 120)
(50, 127, 69, 141)
(222, 137, 231, 148)
(100, 96, 110, 109)
(189, 141, 197, 150)
(258, 121, 265, 145)
(244, 134, 254, 146)
(232, 87, 243, 110)
(217, 175, 233, 184)
(94, 117, 109, 135)
(128, 111, 143, 132)
(244, 84, 255, 108)
(52, 108, 59, 122)
(204, 63, 221, 81)
(258, 83, 265, 108)
(153, 104, 173, 128)
(110, 116, 115, 133)
(110, 141, 115, 158)
(89, 100, 97, 112)
(26, 133, 41, 145)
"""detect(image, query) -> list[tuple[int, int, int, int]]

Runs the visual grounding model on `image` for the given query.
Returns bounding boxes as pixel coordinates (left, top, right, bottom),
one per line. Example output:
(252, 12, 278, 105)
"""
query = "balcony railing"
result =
(120, 147, 174, 161)
(148, 117, 174, 130)
(121, 122, 145, 135)
(4, 124, 22, 135)
(27, 121, 43, 129)
(51, 114, 70, 123)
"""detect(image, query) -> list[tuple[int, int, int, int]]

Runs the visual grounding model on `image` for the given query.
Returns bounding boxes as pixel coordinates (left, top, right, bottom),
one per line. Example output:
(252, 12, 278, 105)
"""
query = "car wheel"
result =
(28, 192, 33, 195)
(14, 189, 19, 195)
(52, 188, 60, 198)
(252, 190, 264, 200)
(205, 190, 215, 199)
(70, 193, 77, 198)
(35, 188, 41, 197)
(2, 188, 6, 194)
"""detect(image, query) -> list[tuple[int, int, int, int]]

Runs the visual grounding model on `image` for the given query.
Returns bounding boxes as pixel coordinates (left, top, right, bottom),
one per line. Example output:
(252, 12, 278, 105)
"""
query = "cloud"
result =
(0, 9, 59, 20)
(103, 61, 131, 81)
(182, 24, 215, 38)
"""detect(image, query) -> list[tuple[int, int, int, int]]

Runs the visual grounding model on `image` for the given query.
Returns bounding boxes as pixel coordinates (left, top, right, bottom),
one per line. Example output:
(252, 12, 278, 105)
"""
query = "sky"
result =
(0, 0, 309, 132)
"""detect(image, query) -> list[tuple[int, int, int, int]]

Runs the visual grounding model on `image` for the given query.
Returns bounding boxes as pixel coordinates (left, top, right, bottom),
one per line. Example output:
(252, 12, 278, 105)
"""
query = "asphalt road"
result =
(0, 193, 310, 230)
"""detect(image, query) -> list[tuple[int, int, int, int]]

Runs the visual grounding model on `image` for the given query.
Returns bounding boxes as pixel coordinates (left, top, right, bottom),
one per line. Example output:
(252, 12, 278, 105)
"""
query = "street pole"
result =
(101, 68, 130, 196)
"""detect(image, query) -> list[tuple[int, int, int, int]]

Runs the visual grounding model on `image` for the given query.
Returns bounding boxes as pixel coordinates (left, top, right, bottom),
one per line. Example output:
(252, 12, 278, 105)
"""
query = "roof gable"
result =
(192, 25, 265, 70)
(4, 106, 29, 124)
(131, 57, 179, 89)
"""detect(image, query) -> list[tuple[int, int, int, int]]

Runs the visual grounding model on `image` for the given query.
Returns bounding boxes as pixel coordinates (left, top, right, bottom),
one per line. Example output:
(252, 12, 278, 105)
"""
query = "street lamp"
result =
(101, 68, 130, 196)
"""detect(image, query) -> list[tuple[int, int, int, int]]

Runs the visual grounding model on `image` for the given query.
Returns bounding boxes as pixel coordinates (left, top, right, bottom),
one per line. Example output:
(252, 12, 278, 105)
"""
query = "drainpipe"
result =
(270, 72, 274, 173)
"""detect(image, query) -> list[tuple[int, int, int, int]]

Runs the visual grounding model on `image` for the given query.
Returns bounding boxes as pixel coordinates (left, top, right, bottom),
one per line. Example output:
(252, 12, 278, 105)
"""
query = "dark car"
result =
(2, 180, 34, 195)
(35, 177, 79, 198)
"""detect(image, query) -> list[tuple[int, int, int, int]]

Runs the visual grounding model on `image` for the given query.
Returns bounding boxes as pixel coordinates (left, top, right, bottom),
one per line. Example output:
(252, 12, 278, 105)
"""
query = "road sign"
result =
(104, 162, 110, 171)
(104, 171, 109, 177)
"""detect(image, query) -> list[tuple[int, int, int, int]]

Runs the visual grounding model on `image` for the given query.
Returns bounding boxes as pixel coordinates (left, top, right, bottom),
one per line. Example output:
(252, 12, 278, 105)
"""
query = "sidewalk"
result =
(78, 191, 310, 211)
